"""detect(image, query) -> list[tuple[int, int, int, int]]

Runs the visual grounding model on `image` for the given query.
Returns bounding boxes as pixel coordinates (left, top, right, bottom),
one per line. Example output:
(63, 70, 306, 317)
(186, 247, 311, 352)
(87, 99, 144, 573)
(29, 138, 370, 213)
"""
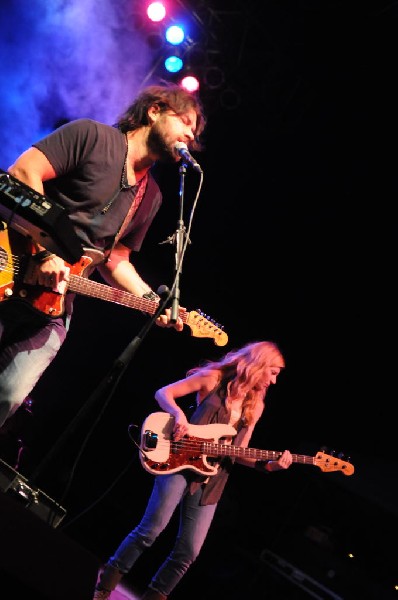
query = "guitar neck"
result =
(205, 443, 315, 466)
(68, 275, 187, 322)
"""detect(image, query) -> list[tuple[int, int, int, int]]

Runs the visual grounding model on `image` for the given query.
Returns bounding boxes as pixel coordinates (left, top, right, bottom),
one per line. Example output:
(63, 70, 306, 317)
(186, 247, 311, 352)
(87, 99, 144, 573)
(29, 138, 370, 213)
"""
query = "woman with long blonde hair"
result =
(94, 341, 293, 600)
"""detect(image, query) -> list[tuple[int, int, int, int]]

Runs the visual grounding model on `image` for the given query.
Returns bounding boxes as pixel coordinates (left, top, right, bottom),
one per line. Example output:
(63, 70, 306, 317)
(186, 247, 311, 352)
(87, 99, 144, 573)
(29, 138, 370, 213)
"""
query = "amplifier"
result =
(0, 458, 66, 528)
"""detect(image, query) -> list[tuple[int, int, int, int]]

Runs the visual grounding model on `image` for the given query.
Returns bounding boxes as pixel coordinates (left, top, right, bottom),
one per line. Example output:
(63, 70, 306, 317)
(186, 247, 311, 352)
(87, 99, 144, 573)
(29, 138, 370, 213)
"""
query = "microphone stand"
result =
(26, 160, 198, 518)
(170, 162, 189, 323)
(28, 289, 171, 493)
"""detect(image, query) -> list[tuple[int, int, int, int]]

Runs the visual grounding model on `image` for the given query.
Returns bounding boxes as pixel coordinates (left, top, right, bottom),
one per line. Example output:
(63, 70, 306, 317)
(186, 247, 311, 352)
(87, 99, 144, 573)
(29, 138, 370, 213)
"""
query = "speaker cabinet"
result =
(0, 489, 100, 600)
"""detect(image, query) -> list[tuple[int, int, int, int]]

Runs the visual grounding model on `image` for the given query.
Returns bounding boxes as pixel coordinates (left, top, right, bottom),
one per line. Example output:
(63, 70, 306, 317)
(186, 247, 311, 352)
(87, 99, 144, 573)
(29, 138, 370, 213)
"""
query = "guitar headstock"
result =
(314, 451, 354, 476)
(186, 310, 228, 346)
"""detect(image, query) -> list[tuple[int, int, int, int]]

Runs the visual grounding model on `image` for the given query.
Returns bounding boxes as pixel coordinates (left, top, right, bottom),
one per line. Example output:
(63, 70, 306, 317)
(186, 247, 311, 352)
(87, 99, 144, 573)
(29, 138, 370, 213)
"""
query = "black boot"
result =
(141, 587, 168, 600)
(93, 564, 123, 599)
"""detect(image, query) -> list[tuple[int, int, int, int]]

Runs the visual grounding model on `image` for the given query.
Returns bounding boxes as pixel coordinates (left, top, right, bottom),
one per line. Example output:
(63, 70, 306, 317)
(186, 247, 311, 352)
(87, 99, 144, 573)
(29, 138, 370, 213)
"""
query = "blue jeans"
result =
(108, 472, 218, 596)
(0, 308, 67, 427)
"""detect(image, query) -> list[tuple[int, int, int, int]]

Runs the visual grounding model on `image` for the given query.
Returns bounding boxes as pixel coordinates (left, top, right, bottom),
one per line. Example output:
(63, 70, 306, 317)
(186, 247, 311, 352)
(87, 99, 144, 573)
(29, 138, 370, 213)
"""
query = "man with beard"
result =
(0, 84, 206, 434)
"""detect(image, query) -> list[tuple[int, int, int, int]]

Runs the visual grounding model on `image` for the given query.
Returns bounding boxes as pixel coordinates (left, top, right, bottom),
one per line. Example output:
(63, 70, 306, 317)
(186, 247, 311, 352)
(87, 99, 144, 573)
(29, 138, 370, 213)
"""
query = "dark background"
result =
(1, 1, 397, 598)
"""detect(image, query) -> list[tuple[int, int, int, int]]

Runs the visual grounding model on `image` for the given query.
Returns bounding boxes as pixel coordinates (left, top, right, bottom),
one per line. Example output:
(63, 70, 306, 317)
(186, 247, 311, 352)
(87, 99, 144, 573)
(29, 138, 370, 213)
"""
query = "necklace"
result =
(121, 134, 131, 189)
(101, 133, 132, 215)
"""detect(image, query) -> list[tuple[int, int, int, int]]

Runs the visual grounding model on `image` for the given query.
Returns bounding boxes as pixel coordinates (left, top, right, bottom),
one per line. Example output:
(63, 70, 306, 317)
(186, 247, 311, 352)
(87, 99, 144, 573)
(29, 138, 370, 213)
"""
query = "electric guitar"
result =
(0, 227, 228, 346)
(139, 412, 355, 477)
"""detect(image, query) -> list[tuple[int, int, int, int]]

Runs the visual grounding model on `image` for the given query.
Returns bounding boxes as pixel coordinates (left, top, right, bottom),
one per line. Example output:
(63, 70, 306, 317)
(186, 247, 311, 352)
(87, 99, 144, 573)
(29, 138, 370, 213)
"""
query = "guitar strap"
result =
(105, 171, 148, 260)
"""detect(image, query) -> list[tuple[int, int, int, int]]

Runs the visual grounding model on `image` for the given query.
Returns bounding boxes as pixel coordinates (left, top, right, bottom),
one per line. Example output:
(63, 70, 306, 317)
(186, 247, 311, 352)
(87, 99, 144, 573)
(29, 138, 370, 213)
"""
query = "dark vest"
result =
(189, 383, 249, 506)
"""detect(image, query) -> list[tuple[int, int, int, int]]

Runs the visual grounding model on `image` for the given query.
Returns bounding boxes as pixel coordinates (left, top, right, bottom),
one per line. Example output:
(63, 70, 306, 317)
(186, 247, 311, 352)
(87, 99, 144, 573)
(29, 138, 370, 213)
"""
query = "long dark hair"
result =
(116, 83, 206, 151)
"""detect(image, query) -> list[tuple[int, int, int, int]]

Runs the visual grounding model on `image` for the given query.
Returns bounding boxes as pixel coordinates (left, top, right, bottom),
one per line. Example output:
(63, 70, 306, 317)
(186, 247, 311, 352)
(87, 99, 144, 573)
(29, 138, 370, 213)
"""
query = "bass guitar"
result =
(0, 227, 228, 346)
(139, 411, 355, 477)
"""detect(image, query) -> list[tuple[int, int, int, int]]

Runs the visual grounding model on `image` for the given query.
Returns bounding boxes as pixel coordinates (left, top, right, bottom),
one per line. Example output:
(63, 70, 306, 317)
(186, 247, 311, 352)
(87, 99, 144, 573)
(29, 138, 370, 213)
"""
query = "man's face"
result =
(147, 108, 198, 164)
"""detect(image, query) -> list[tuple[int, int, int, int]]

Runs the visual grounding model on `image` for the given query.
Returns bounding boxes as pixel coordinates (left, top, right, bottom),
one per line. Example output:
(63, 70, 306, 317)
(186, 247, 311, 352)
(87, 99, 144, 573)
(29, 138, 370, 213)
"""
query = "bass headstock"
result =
(314, 449, 354, 476)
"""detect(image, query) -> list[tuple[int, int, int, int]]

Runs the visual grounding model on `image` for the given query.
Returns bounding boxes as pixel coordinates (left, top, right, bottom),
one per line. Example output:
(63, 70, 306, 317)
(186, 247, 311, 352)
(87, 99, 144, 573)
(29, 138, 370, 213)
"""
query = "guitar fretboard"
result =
(202, 442, 316, 466)
(68, 275, 188, 322)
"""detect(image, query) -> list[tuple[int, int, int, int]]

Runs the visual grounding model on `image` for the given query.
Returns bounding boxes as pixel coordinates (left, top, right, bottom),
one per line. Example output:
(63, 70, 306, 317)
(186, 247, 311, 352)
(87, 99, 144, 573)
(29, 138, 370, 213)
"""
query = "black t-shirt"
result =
(34, 118, 162, 256)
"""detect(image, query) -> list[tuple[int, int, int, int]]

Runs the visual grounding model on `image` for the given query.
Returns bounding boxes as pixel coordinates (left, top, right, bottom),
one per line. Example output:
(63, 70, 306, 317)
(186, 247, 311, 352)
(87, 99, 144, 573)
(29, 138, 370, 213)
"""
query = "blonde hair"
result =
(188, 341, 285, 425)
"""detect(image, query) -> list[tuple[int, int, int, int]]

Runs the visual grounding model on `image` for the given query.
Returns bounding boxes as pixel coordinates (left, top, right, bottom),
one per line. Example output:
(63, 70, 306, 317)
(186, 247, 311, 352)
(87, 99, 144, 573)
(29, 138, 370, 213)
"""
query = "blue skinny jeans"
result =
(108, 472, 218, 596)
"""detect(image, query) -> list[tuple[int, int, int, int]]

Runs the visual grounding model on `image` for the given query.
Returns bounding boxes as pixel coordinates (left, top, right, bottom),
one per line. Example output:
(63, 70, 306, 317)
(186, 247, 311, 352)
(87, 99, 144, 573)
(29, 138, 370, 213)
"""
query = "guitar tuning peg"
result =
(195, 309, 225, 333)
(329, 449, 336, 456)
(320, 445, 328, 452)
(337, 452, 344, 459)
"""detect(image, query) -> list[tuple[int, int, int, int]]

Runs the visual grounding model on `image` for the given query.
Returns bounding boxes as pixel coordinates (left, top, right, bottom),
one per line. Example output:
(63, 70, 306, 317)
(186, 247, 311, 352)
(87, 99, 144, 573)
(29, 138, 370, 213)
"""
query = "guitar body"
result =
(140, 411, 237, 476)
(0, 227, 92, 317)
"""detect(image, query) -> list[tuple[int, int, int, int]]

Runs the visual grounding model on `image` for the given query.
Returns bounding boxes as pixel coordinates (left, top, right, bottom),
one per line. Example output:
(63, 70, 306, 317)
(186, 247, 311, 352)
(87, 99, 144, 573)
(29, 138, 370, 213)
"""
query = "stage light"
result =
(147, 2, 166, 23)
(142, 4, 237, 107)
(165, 24, 185, 45)
(165, 55, 183, 73)
(180, 75, 200, 93)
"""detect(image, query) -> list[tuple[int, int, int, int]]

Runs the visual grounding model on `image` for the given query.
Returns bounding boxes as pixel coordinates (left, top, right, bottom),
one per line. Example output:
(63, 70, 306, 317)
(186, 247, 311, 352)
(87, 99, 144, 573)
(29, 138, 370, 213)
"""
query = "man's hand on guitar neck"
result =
(155, 306, 185, 331)
(101, 244, 186, 332)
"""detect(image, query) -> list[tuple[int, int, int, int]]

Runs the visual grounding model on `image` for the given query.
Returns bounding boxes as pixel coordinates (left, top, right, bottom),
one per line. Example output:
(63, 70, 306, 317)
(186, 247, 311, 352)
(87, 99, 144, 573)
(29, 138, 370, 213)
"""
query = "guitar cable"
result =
(60, 424, 143, 530)
(128, 422, 147, 458)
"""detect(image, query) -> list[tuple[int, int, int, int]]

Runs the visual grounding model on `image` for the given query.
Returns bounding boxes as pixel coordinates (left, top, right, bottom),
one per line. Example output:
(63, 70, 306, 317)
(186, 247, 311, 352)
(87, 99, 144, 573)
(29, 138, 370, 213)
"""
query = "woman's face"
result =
(254, 366, 283, 392)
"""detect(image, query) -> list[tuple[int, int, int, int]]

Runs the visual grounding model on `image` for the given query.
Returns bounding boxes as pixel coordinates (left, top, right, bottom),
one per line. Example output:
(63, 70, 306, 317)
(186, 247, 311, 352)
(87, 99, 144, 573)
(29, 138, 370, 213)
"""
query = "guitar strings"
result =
(141, 437, 295, 462)
(1, 251, 22, 276)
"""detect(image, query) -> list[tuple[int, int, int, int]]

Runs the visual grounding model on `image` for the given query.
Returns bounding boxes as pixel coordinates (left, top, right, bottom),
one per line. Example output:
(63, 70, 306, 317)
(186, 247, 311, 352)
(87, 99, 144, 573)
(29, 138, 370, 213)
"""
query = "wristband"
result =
(32, 250, 56, 263)
(142, 290, 160, 301)
(141, 290, 160, 316)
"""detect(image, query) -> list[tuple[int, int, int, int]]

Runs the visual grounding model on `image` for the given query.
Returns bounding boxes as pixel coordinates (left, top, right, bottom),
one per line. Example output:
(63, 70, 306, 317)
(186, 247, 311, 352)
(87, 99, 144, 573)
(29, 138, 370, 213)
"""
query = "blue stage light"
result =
(165, 24, 185, 45)
(165, 55, 184, 73)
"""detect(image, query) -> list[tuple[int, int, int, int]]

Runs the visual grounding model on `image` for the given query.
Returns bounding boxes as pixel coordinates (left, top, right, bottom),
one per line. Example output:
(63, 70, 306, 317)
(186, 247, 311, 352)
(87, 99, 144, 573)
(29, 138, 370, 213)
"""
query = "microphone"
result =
(174, 142, 202, 173)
